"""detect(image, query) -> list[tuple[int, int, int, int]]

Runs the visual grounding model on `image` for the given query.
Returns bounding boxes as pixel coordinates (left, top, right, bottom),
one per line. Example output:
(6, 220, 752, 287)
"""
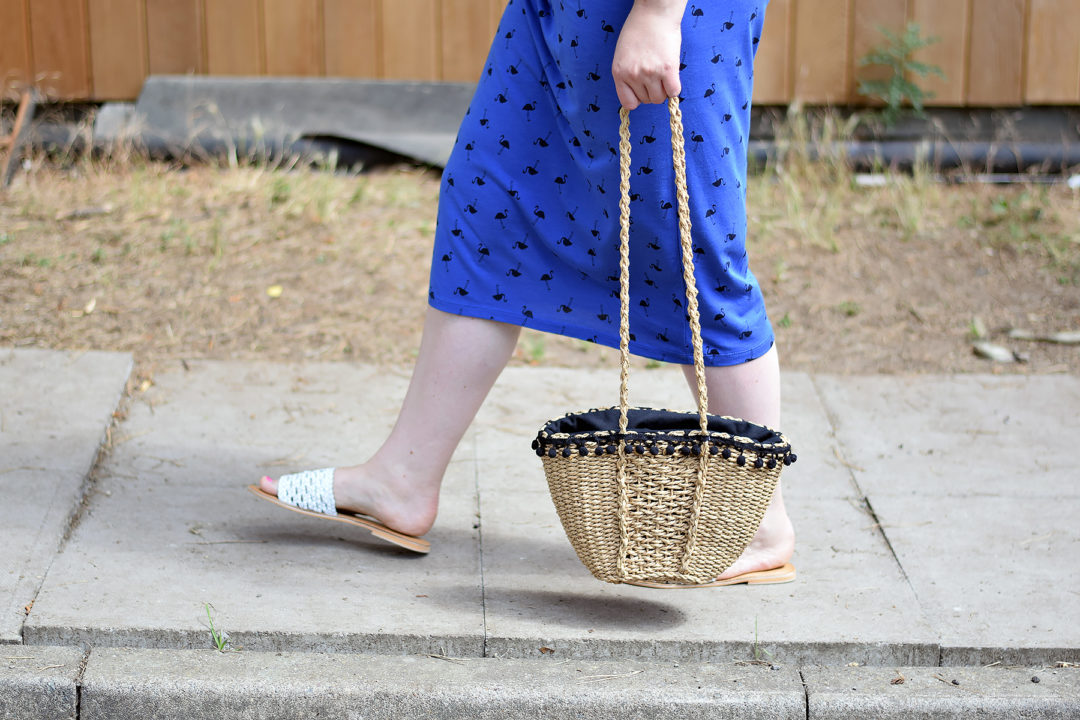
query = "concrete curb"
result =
(803, 665, 1080, 719)
(0, 645, 84, 719)
(5, 647, 1079, 720)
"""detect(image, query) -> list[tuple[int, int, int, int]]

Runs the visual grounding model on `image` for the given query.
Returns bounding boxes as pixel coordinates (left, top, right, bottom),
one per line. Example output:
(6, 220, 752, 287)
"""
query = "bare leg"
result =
(261, 307, 521, 536)
(681, 344, 795, 579)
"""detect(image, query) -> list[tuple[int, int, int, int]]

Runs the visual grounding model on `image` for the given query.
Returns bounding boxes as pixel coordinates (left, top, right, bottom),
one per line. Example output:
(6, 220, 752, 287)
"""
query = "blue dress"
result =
(429, 0, 773, 366)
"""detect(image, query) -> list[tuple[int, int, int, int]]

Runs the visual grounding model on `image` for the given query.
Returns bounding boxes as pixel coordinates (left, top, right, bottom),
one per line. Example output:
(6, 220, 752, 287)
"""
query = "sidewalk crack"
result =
(807, 375, 919, 602)
(74, 645, 91, 720)
(19, 369, 134, 645)
(473, 433, 489, 658)
(798, 668, 809, 720)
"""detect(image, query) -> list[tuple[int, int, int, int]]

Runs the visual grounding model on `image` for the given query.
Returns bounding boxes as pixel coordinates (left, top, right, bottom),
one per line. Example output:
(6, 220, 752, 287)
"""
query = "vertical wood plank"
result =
(792, 0, 852, 104)
(753, 0, 792, 104)
(380, 0, 438, 81)
(0, 0, 32, 97)
(87, 0, 147, 100)
(490, 0, 508, 34)
(1025, 0, 1080, 103)
(264, 0, 323, 76)
(29, 0, 92, 99)
(910, 0, 968, 105)
(441, 0, 496, 82)
(146, 0, 203, 75)
(850, 0, 908, 103)
(205, 0, 262, 76)
(966, 0, 1025, 105)
(324, 0, 379, 77)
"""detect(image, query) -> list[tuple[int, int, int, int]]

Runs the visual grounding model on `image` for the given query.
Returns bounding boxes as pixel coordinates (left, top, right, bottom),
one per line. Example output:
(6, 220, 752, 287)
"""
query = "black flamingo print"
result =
(427, 3, 768, 361)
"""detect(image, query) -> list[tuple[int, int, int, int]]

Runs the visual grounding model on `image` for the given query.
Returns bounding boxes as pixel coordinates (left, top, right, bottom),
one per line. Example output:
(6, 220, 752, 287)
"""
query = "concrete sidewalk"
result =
(1, 347, 1077, 718)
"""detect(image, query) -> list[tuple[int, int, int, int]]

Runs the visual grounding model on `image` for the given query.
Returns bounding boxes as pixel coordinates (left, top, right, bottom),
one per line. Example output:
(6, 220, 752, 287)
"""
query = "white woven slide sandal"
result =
(247, 467, 430, 554)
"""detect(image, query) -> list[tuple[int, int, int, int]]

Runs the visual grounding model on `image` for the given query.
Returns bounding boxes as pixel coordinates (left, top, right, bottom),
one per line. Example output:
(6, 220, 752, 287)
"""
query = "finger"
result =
(615, 81, 641, 111)
(642, 79, 668, 105)
(661, 72, 681, 100)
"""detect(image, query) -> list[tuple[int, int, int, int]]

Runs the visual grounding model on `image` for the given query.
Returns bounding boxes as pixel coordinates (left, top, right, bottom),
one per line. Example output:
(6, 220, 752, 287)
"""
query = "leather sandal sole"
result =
(625, 562, 796, 589)
(246, 484, 431, 554)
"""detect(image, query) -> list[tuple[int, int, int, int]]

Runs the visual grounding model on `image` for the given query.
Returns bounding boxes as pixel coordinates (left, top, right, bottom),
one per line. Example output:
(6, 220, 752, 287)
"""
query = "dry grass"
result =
(2, 127, 1078, 377)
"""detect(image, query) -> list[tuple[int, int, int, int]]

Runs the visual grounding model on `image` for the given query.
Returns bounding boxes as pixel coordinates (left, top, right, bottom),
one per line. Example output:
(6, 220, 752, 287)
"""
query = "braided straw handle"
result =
(615, 99, 713, 579)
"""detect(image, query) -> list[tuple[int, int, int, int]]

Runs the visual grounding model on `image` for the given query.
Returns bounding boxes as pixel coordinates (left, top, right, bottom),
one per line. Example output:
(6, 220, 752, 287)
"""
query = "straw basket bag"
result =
(533, 100, 797, 587)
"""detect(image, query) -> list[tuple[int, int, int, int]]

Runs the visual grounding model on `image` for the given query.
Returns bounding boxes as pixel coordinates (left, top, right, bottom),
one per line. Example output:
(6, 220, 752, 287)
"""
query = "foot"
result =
(259, 462, 439, 538)
(715, 497, 795, 581)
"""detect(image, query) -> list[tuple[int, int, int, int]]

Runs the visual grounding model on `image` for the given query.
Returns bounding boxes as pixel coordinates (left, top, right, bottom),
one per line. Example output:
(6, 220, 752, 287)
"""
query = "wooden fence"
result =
(2, 0, 1079, 105)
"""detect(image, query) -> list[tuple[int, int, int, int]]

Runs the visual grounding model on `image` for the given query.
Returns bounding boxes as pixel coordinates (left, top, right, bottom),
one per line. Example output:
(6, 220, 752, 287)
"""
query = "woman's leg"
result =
(261, 306, 521, 536)
(681, 344, 796, 579)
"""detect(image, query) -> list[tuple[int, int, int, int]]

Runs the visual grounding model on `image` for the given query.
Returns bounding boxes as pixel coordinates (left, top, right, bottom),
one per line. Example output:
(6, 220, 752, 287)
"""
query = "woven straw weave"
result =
(535, 101, 796, 586)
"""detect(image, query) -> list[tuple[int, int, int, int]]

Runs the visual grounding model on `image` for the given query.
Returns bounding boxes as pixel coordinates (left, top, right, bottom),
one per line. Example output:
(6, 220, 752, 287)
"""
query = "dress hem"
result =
(428, 296, 776, 367)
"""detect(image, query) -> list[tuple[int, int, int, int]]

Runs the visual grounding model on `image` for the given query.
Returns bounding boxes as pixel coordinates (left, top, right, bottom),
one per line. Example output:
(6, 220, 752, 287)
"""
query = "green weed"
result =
(838, 301, 861, 317)
(526, 336, 546, 364)
(752, 616, 774, 663)
(204, 603, 237, 652)
(857, 23, 945, 126)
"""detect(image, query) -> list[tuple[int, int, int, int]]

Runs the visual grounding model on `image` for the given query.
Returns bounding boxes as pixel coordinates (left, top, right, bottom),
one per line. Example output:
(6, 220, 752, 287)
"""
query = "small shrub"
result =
(857, 23, 945, 127)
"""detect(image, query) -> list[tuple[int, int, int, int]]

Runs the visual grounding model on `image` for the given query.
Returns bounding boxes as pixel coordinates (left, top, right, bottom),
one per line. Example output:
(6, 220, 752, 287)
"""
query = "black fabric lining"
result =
(534, 406, 795, 462)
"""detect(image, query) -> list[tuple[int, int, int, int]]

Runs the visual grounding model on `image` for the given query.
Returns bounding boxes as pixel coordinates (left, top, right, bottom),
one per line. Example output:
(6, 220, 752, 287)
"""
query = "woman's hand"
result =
(611, 0, 687, 110)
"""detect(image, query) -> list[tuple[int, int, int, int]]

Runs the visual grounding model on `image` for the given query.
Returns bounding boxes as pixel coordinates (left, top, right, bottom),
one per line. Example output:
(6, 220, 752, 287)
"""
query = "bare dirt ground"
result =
(1, 154, 1078, 385)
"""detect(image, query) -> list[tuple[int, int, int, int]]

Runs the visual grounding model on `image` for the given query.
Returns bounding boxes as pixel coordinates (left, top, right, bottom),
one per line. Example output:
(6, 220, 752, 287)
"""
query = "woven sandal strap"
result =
(277, 468, 339, 517)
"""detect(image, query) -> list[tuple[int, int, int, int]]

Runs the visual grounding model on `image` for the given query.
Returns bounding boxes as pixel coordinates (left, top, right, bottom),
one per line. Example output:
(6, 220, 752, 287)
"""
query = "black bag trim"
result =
(533, 407, 796, 464)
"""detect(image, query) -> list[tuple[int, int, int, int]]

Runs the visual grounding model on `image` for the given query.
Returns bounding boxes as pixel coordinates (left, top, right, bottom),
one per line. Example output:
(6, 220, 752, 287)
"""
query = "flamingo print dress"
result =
(428, 0, 774, 367)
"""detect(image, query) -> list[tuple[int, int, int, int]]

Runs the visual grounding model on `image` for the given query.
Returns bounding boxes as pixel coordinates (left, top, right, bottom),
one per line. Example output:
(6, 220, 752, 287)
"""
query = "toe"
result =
(259, 475, 278, 495)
